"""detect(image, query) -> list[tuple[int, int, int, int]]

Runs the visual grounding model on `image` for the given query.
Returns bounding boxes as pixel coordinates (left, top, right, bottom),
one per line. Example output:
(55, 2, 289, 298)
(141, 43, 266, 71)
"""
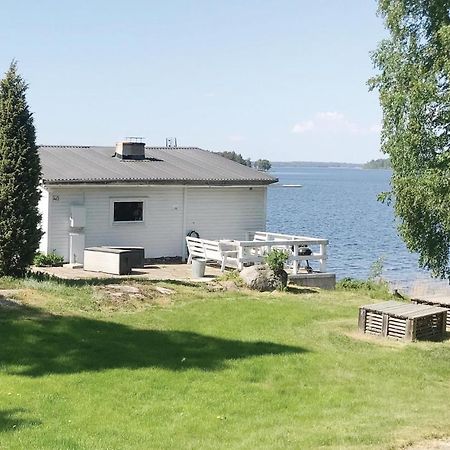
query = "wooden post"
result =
(381, 313, 389, 337)
(358, 308, 367, 332)
(405, 318, 413, 341)
(442, 311, 447, 337)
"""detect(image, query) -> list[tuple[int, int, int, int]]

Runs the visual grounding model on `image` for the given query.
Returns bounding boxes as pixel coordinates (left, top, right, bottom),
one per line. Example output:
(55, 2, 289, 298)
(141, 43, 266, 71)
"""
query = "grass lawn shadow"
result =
(0, 304, 307, 377)
(0, 409, 40, 432)
(286, 285, 319, 294)
(28, 271, 199, 288)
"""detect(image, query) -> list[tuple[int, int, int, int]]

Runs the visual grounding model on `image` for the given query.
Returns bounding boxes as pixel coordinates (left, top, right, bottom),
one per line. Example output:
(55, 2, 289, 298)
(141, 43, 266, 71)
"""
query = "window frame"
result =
(110, 198, 146, 225)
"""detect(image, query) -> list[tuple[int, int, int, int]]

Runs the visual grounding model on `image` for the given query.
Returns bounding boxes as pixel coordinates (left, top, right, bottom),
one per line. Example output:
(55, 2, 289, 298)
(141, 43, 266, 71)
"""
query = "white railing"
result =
(228, 231, 329, 274)
(185, 232, 329, 275)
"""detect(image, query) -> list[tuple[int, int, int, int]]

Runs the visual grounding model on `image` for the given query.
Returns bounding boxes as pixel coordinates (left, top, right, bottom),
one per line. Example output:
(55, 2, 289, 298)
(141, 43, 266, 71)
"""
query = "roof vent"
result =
(166, 137, 177, 148)
(116, 137, 145, 160)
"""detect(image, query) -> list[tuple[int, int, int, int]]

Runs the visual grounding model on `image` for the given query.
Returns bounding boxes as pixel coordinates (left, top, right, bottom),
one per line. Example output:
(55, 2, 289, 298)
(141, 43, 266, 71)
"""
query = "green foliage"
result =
(337, 277, 391, 297)
(33, 251, 64, 267)
(216, 270, 244, 285)
(370, 1, 450, 278)
(215, 151, 252, 167)
(0, 62, 42, 277)
(369, 256, 385, 280)
(264, 248, 289, 271)
(254, 159, 272, 171)
(363, 158, 391, 169)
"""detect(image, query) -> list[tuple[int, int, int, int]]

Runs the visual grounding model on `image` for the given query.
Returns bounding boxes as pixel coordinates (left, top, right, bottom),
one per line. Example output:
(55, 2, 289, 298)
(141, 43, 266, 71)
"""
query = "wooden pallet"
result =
(359, 301, 447, 341)
(412, 298, 450, 331)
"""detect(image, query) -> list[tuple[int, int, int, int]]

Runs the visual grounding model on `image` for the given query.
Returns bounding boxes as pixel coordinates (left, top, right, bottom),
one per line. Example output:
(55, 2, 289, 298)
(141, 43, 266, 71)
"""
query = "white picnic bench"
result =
(185, 237, 239, 271)
(185, 231, 328, 274)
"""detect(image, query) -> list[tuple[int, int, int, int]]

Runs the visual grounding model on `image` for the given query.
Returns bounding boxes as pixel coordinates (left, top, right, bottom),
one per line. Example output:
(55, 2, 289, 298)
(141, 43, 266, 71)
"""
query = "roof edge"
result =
(42, 178, 278, 187)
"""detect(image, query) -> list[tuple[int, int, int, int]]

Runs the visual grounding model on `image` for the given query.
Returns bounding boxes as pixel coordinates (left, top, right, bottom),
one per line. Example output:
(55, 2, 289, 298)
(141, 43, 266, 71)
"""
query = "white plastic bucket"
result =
(191, 258, 207, 278)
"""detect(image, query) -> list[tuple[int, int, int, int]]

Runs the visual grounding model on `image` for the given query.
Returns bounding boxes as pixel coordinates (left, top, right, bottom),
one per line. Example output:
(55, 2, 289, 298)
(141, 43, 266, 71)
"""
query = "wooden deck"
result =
(359, 300, 448, 341)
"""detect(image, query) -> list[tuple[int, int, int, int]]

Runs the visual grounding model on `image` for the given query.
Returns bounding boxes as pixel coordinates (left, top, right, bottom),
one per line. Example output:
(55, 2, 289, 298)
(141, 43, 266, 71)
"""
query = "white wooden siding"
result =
(185, 187, 266, 240)
(38, 187, 49, 253)
(45, 186, 184, 260)
(42, 185, 267, 262)
(46, 189, 84, 259)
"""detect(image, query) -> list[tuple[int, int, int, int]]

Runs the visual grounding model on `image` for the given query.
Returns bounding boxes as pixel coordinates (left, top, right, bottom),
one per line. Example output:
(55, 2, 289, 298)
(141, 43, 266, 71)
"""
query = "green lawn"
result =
(0, 277, 449, 449)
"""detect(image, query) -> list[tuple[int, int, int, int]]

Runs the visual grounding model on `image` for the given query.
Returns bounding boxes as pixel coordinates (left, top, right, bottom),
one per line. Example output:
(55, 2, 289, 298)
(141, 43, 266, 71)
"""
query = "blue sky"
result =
(1, 1, 386, 163)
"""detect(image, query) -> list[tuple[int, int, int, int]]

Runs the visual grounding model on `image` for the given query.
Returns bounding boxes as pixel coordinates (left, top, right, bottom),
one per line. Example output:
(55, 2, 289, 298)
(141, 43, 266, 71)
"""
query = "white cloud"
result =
(292, 111, 380, 136)
(292, 120, 314, 134)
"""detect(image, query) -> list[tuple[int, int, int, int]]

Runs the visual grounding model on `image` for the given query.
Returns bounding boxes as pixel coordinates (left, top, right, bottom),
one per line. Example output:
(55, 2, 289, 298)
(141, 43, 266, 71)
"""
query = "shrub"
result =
(265, 248, 289, 272)
(369, 256, 385, 281)
(216, 270, 244, 286)
(34, 251, 64, 267)
(336, 277, 391, 298)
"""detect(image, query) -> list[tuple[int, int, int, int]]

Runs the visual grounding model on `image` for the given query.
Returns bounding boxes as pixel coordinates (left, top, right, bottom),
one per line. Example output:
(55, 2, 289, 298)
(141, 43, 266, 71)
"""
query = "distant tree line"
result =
(215, 151, 271, 171)
(216, 151, 251, 167)
(363, 158, 391, 169)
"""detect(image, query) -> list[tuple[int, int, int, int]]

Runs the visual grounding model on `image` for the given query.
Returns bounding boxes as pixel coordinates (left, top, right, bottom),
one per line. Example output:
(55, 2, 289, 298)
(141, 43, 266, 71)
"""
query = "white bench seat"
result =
(185, 237, 238, 272)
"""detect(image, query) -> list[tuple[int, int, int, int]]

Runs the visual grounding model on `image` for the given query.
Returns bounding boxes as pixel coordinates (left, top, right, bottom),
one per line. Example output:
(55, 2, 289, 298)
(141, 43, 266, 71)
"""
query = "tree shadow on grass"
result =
(286, 285, 319, 295)
(29, 270, 199, 288)
(0, 409, 40, 432)
(0, 304, 308, 378)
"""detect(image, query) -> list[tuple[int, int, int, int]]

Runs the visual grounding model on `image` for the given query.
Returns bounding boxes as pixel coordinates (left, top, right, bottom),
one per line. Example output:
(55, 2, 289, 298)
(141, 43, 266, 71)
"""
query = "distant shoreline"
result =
(272, 161, 361, 168)
(271, 161, 391, 170)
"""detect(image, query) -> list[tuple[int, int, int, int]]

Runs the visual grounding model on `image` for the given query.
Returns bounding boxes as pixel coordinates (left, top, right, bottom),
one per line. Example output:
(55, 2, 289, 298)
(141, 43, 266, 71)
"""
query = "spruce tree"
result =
(0, 62, 42, 277)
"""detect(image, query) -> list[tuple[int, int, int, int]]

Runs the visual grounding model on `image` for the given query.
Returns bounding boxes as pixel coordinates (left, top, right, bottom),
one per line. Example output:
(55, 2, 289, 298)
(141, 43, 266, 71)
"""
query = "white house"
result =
(38, 141, 277, 264)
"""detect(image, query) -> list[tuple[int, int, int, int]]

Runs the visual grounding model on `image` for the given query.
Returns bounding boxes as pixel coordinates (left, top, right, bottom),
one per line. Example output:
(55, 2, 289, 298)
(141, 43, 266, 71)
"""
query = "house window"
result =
(113, 201, 144, 222)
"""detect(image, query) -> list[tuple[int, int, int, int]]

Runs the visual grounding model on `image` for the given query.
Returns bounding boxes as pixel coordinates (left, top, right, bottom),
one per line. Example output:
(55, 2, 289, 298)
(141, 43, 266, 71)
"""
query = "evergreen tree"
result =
(0, 62, 42, 277)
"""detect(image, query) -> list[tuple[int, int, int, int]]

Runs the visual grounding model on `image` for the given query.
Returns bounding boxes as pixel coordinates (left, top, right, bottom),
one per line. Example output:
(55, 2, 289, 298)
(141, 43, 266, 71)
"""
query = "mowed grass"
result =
(0, 278, 449, 449)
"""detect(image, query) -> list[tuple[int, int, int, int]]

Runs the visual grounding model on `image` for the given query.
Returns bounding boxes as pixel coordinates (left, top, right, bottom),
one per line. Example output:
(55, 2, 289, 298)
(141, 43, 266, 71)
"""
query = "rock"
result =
(240, 265, 287, 292)
(110, 292, 124, 297)
(155, 286, 175, 295)
(105, 284, 140, 294)
(220, 280, 240, 291)
(205, 283, 225, 292)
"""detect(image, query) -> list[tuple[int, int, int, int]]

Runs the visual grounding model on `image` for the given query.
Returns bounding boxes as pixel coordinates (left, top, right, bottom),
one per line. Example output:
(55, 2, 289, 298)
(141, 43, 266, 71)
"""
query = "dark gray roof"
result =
(38, 146, 277, 186)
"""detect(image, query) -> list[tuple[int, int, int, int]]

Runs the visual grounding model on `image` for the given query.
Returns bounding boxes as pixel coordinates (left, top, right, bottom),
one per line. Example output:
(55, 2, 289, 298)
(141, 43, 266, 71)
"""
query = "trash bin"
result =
(191, 258, 207, 278)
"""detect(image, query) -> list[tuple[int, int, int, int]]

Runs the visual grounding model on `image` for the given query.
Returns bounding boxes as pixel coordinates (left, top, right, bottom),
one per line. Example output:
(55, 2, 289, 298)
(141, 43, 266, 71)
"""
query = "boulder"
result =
(240, 265, 287, 291)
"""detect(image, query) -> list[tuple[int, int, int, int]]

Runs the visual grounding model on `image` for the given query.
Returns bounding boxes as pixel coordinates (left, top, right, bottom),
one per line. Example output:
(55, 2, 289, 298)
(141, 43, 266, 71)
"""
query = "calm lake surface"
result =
(267, 166, 447, 292)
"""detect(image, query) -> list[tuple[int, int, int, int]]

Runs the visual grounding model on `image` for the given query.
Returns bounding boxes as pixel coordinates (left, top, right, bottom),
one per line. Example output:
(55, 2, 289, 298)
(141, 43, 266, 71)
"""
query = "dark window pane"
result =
(113, 202, 143, 222)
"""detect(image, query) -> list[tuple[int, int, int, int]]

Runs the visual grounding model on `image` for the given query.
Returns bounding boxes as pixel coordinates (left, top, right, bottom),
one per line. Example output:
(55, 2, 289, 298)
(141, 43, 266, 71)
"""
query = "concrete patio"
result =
(31, 263, 223, 282)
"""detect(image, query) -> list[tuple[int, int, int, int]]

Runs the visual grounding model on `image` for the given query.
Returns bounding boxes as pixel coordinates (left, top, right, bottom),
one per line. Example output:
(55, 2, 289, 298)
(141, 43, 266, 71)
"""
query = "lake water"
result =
(267, 166, 449, 294)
